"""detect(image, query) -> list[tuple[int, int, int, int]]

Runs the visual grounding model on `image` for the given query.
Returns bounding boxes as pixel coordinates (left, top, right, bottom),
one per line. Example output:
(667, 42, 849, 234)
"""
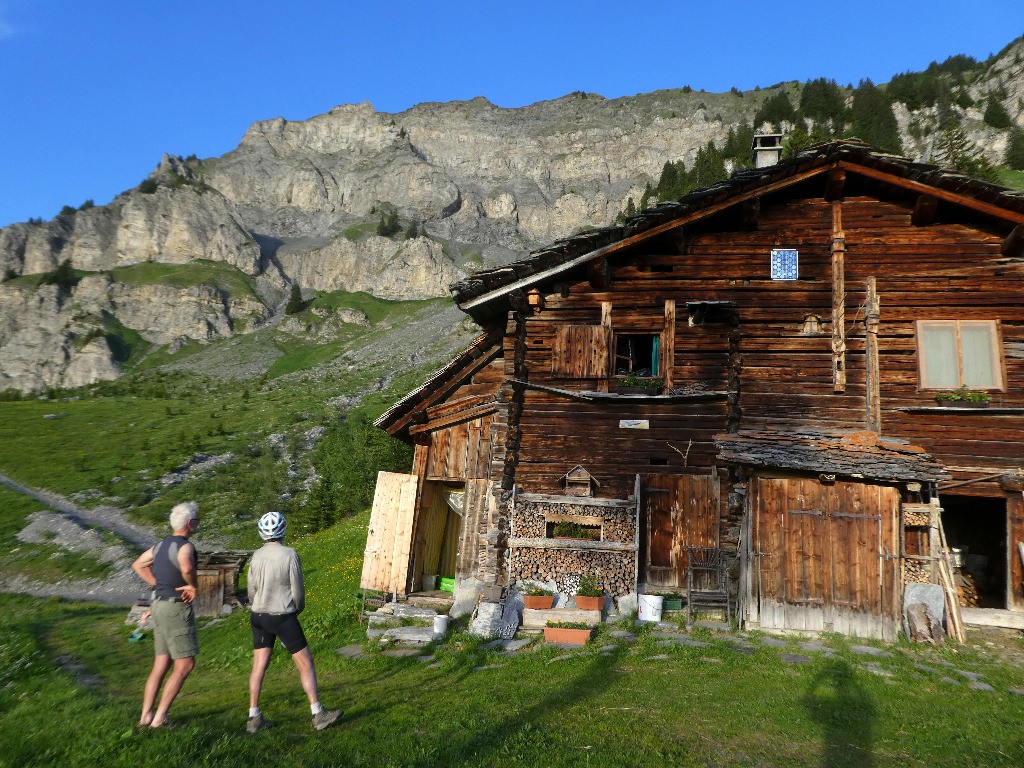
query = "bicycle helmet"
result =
(257, 511, 287, 541)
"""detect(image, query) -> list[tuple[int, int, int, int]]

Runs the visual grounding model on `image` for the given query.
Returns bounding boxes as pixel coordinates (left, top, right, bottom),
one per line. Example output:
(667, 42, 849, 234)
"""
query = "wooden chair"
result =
(686, 546, 731, 627)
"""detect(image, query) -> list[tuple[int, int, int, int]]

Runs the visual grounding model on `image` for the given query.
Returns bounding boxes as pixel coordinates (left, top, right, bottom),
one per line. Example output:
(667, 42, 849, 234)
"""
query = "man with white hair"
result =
(245, 510, 342, 733)
(131, 501, 200, 728)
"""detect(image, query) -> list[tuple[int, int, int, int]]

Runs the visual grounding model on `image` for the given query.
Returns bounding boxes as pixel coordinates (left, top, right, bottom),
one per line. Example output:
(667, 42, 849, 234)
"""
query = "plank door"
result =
(361, 471, 418, 595)
(642, 474, 720, 589)
(753, 478, 898, 637)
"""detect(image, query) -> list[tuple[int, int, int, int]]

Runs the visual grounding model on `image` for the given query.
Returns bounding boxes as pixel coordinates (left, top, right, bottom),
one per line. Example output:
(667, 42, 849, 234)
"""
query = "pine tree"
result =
(1005, 129, 1024, 170)
(848, 79, 901, 153)
(285, 282, 304, 314)
(753, 90, 798, 131)
(934, 124, 1000, 182)
(799, 78, 847, 129)
(689, 142, 727, 190)
(983, 95, 1013, 129)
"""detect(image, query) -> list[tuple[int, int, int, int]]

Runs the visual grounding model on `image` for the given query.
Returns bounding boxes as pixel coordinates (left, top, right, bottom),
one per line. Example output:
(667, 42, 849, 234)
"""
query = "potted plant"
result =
(523, 583, 555, 610)
(552, 521, 600, 541)
(615, 373, 664, 395)
(575, 574, 605, 610)
(544, 620, 592, 645)
(934, 386, 992, 408)
(661, 592, 684, 611)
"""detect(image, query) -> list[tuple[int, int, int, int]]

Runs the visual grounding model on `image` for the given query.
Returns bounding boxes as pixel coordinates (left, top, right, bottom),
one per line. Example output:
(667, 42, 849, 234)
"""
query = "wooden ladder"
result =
(934, 512, 966, 643)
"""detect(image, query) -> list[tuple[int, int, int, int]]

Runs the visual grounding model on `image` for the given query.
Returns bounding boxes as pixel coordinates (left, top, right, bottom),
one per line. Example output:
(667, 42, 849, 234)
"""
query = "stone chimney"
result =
(752, 133, 784, 168)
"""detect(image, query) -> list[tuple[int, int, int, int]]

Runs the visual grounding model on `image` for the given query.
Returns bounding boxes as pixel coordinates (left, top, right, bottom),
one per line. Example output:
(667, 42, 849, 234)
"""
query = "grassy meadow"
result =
(1, 513, 1024, 768)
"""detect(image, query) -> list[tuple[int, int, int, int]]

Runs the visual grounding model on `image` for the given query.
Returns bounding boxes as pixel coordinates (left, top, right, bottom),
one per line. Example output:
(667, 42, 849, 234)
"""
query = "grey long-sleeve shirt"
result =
(247, 541, 305, 615)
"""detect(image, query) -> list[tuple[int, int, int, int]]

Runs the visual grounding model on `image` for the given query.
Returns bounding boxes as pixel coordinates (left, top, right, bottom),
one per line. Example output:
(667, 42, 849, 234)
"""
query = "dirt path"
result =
(0, 472, 207, 606)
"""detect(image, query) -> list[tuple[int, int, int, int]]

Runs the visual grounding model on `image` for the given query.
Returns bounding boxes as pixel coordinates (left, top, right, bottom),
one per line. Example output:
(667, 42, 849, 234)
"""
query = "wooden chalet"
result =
(361, 139, 1024, 639)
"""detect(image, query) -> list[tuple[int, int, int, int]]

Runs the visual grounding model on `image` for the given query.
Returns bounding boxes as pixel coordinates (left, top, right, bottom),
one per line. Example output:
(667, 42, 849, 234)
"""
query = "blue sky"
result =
(1, 1, 1021, 228)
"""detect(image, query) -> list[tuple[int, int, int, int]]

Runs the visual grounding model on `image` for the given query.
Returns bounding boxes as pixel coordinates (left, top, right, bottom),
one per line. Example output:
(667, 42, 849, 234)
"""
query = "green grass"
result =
(996, 167, 1024, 192)
(1, 513, 1023, 767)
(307, 291, 447, 326)
(108, 260, 260, 301)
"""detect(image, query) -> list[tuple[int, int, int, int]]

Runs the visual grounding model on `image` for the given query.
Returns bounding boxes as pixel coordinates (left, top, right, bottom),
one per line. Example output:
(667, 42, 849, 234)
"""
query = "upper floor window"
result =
(615, 333, 660, 376)
(917, 320, 1004, 390)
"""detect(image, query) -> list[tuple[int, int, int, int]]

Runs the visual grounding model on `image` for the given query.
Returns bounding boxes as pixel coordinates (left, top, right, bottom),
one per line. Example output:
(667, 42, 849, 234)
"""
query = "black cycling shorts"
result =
(250, 611, 308, 654)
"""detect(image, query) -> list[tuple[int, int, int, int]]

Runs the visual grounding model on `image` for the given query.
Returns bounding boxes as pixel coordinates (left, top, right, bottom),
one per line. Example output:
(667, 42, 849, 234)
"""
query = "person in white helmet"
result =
(245, 511, 342, 733)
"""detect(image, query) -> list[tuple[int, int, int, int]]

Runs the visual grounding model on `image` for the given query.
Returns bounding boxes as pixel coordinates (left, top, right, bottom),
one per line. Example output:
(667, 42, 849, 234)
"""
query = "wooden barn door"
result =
(642, 474, 720, 589)
(753, 477, 899, 638)
(361, 471, 418, 595)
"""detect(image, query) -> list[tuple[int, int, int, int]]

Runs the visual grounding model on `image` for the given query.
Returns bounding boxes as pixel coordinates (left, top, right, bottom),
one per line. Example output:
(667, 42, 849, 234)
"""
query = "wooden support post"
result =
(599, 302, 613, 392)
(911, 194, 938, 227)
(1001, 224, 1024, 258)
(865, 277, 881, 433)
(824, 168, 846, 201)
(663, 299, 675, 390)
(831, 203, 846, 393)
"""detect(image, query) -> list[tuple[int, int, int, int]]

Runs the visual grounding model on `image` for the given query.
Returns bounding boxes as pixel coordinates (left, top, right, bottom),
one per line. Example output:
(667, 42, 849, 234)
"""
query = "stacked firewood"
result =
(955, 571, 982, 607)
(509, 549, 636, 596)
(903, 560, 931, 584)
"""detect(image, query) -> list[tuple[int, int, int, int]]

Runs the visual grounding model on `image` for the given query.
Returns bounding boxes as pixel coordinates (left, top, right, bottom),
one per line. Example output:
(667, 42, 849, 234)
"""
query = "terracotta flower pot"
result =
(524, 595, 555, 609)
(575, 595, 606, 610)
(544, 626, 592, 645)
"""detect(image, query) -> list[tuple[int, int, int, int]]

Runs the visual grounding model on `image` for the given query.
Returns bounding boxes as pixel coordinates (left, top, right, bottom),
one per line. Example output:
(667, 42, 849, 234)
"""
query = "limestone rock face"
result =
(276, 235, 464, 300)
(0, 275, 266, 393)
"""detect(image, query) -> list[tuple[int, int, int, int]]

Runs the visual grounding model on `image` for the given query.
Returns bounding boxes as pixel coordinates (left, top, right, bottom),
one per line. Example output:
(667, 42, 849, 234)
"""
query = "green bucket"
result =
(439, 577, 455, 593)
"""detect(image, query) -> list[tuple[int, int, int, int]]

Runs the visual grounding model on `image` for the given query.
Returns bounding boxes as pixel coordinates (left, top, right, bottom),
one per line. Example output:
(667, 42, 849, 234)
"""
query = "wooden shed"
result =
(364, 139, 1024, 636)
(195, 551, 250, 617)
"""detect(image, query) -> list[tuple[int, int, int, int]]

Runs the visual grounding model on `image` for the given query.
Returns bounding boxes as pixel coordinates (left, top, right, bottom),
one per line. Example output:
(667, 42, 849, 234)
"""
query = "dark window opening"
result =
(615, 334, 660, 376)
(941, 494, 1007, 608)
(649, 457, 668, 465)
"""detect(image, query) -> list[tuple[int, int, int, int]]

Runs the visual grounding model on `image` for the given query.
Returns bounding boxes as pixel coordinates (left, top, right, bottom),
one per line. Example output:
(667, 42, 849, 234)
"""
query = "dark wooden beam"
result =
(741, 198, 760, 230)
(911, 195, 939, 226)
(1001, 224, 1024, 257)
(586, 257, 611, 290)
(824, 168, 846, 201)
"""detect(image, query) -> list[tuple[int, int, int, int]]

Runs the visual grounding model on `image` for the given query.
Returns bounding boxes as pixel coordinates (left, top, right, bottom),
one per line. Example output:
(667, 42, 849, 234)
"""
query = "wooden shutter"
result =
(551, 325, 612, 378)
(361, 471, 418, 594)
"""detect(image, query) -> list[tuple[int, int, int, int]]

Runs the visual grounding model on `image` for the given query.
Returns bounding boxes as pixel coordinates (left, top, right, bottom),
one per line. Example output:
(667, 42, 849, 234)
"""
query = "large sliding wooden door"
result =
(751, 477, 900, 639)
(642, 473, 720, 589)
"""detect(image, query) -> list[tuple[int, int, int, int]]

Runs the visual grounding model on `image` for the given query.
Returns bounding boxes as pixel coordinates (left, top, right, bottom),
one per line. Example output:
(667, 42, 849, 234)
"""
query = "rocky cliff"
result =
(2, 37, 1023, 393)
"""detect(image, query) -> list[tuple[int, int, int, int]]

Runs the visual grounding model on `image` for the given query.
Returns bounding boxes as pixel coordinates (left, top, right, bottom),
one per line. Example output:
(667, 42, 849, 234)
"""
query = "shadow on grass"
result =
(802, 658, 876, 768)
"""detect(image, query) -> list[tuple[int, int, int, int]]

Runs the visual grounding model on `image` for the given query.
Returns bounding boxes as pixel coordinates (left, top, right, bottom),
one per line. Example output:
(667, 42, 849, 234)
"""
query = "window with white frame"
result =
(916, 320, 1004, 390)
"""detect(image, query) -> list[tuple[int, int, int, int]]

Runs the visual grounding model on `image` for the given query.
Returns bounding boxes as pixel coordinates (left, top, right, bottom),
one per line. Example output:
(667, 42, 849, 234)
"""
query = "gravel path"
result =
(0, 472, 209, 606)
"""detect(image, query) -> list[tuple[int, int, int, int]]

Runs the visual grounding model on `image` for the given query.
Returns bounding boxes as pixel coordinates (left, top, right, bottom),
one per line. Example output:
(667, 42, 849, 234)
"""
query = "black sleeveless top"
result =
(152, 535, 194, 599)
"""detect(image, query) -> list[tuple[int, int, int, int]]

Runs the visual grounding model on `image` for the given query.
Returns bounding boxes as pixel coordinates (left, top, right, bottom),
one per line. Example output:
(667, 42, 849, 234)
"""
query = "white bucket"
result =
(638, 594, 664, 623)
(433, 614, 449, 636)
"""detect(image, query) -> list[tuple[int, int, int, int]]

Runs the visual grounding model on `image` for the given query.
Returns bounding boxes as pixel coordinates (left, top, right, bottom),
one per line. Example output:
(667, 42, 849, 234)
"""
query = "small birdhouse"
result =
(559, 465, 600, 497)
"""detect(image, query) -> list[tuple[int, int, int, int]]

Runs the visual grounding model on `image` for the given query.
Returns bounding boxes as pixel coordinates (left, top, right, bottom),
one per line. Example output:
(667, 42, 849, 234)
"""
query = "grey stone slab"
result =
(655, 639, 674, 648)
(969, 681, 995, 692)
(335, 645, 365, 659)
(955, 669, 983, 682)
(392, 605, 438, 619)
(649, 654, 670, 660)
(481, 638, 504, 650)
(760, 637, 789, 648)
(382, 626, 435, 644)
(728, 646, 755, 655)
(699, 657, 723, 663)
(500, 638, 535, 653)
(780, 653, 813, 665)
(1007, 688, 1024, 697)
(849, 645, 894, 658)
(598, 644, 620, 652)
(653, 631, 689, 641)
(940, 677, 959, 685)
(609, 630, 638, 642)
(676, 638, 712, 648)
(914, 663, 941, 674)
(863, 663, 893, 678)
(417, 654, 435, 663)
(427, 662, 443, 669)
(365, 628, 386, 639)
(473, 664, 508, 672)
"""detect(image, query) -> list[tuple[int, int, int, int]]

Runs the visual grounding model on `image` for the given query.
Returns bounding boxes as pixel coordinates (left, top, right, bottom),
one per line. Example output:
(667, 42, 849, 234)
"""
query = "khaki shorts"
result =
(151, 599, 199, 659)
